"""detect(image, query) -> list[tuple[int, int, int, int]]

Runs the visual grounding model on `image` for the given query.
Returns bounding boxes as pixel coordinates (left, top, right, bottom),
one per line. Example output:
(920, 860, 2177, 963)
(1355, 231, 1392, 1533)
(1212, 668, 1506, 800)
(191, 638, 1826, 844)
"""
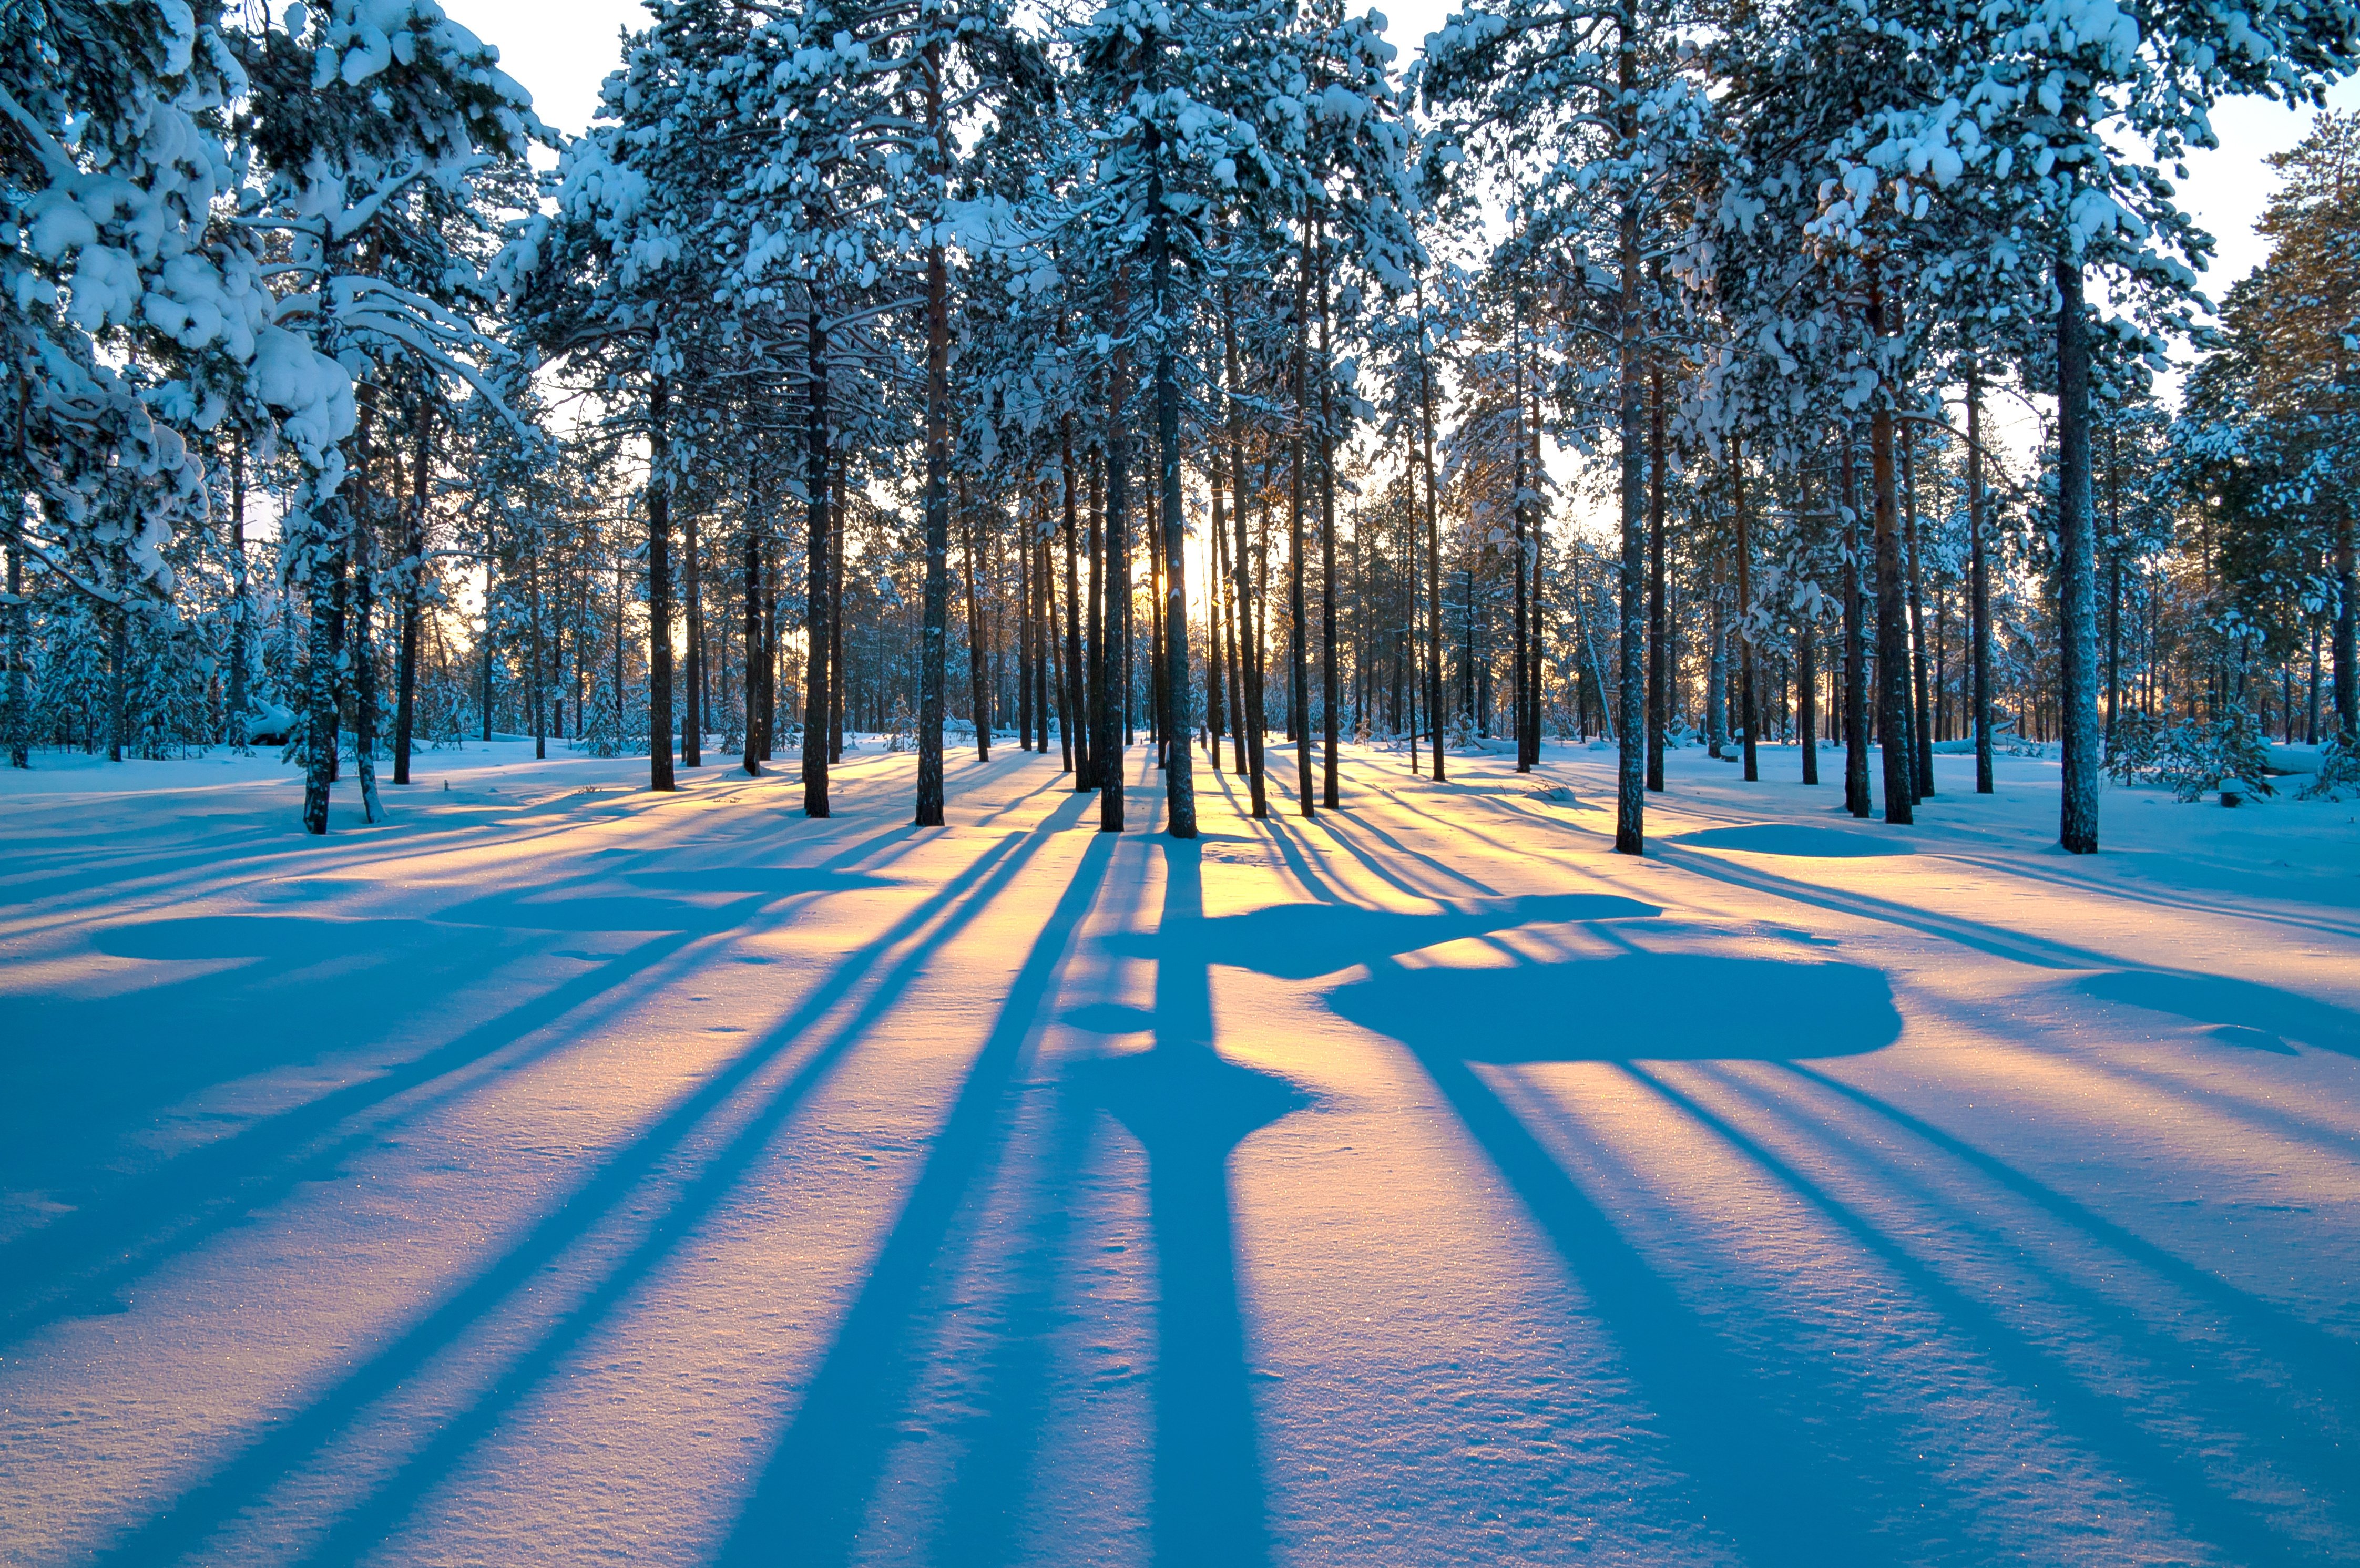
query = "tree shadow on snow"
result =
(1103, 891, 1661, 982)
(2077, 969, 2360, 1058)
(1665, 823, 1915, 858)
(1331, 951, 1903, 1062)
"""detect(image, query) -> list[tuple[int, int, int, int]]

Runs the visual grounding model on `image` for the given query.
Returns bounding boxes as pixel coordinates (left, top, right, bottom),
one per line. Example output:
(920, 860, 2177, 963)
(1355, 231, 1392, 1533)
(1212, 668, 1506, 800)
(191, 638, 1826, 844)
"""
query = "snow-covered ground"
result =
(2, 736, 2355, 1566)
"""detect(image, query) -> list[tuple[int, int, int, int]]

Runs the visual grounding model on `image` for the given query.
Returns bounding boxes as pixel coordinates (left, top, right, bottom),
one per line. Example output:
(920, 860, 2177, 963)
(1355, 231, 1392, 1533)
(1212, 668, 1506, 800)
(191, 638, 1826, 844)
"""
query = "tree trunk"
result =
(1840, 432, 1871, 817)
(1865, 280, 1912, 825)
(803, 306, 832, 814)
(1288, 221, 1315, 817)
(1153, 177, 1198, 837)
(1967, 363, 1994, 793)
(392, 410, 425, 781)
(1904, 428, 1934, 797)
(1734, 454, 1761, 782)
(1317, 224, 1340, 807)
(962, 476, 992, 764)
(1221, 283, 1268, 814)
(742, 455, 766, 777)
(1064, 421, 1088, 785)
(1417, 280, 1448, 786)
(681, 495, 702, 770)
(2057, 257, 2099, 852)
(645, 374, 677, 792)
(1613, 42, 1646, 852)
(1100, 270, 1131, 833)
(915, 40, 951, 827)
(1646, 361, 1667, 792)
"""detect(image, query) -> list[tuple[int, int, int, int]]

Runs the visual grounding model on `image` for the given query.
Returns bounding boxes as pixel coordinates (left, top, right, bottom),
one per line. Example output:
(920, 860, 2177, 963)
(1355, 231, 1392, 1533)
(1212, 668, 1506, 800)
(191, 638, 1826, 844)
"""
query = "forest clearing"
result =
(3, 740, 2356, 1565)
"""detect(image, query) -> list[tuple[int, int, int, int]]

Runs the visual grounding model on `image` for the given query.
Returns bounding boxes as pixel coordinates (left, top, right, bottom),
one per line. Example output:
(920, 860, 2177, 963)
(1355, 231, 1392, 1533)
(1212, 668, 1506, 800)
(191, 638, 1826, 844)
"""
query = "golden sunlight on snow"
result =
(1, 739, 2356, 1566)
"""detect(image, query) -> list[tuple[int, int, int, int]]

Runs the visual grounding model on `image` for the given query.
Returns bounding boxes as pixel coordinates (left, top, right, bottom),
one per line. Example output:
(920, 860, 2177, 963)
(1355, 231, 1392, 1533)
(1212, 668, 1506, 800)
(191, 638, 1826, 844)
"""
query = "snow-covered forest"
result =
(7, 0, 2359, 844)
(7, 0, 2360, 1563)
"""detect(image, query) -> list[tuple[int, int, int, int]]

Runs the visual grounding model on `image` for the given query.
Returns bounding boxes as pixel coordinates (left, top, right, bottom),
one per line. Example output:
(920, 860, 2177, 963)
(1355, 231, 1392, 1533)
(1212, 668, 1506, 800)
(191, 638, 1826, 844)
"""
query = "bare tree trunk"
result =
(1613, 52, 1646, 852)
(1734, 454, 1760, 782)
(1968, 363, 1994, 793)
(1100, 269, 1131, 833)
(1064, 422, 1088, 785)
(1317, 224, 1339, 807)
(1905, 427, 1934, 797)
(962, 476, 992, 764)
(1152, 172, 1197, 836)
(1646, 360, 1667, 793)
(803, 306, 832, 814)
(1287, 220, 1314, 817)
(915, 38, 951, 826)
(1221, 283, 1268, 814)
(2056, 256, 2099, 852)
(743, 450, 767, 776)
(1416, 279, 1448, 786)
(646, 374, 677, 793)
(1840, 432, 1871, 817)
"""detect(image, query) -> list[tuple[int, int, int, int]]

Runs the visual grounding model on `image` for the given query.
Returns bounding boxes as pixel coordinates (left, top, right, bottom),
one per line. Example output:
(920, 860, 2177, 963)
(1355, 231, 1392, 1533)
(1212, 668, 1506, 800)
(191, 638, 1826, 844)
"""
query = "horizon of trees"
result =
(6, 0, 2358, 852)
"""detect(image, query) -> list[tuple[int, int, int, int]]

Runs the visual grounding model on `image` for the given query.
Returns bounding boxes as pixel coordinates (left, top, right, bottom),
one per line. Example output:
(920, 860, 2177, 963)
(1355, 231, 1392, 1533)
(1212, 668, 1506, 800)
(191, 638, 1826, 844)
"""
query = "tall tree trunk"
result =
(1416, 279, 1448, 786)
(1646, 360, 1667, 792)
(1841, 432, 1871, 817)
(1512, 325, 1533, 774)
(1100, 270, 1132, 833)
(804, 306, 832, 814)
(1287, 220, 1315, 817)
(392, 409, 425, 782)
(1221, 283, 1268, 814)
(1734, 453, 1760, 782)
(529, 529, 546, 761)
(226, 431, 251, 747)
(1207, 460, 1230, 763)
(1088, 447, 1107, 794)
(1018, 511, 1035, 752)
(915, 39, 951, 827)
(1613, 68, 1645, 851)
(1968, 362, 1994, 793)
(681, 494, 702, 770)
(962, 476, 992, 764)
(2336, 509, 2356, 733)
(742, 456, 766, 777)
(4, 511, 24, 768)
(1904, 428, 1934, 797)
(1153, 176, 1198, 837)
(1865, 279, 1912, 825)
(830, 461, 846, 763)
(1064, 422, 1088, 785)
(2057, 257, 2099, 852)
(1317, 224, 1340, 807)
(646, 374, 677, 792)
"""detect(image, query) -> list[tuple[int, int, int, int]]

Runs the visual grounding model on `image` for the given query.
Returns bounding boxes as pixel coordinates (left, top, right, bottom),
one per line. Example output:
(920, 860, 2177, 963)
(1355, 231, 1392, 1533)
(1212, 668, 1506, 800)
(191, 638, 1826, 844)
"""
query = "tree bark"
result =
(1840, 432, 1871, 817)
(2057, 256, 2100, 852)
(1613, 31, 1646, 852)
(1646, 360, 1667, 792)
(645, 374, 677, 792)
(1100, 270, 1132, 833)
(1905, 428, 1934, 797)
(803, 306, 832, 814)
(915, 39, 951, 827)
(1734, 453, 1760, 781)
(1317, 224, 1339, 807)
(1221, 283, 1268, 814)
(962, 476, 992, 763)
(742, 453, 767, 777)
(1968, 363, 1994, 793)
(1153, 172, 1197, 836)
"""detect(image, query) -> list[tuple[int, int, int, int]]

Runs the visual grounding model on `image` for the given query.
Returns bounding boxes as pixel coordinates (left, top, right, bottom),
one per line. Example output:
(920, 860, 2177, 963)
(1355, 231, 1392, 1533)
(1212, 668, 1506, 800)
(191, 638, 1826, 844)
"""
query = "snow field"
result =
(1, 738, 2355, 1565)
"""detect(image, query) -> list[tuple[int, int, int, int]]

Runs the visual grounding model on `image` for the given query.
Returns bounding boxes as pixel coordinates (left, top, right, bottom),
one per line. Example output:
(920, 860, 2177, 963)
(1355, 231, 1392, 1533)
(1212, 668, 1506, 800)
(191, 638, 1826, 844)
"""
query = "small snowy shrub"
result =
(883, 697, 917, 753)
(2107, 709, 2274, 802)
(2302, 734, 2360, 801)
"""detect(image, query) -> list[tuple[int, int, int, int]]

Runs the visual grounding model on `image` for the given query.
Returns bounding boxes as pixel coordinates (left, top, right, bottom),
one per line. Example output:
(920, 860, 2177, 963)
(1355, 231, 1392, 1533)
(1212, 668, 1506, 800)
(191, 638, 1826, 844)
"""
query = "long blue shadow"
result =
(1075, 839, 1306, 1568)
(711, 826, 1116, 1567)
(87, 818, 1018, 1567)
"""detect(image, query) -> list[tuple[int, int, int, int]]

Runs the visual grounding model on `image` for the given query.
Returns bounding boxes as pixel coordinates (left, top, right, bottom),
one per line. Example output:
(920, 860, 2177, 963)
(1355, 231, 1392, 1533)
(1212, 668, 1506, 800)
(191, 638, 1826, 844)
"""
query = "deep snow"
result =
(1, 735, 2355, 1565)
